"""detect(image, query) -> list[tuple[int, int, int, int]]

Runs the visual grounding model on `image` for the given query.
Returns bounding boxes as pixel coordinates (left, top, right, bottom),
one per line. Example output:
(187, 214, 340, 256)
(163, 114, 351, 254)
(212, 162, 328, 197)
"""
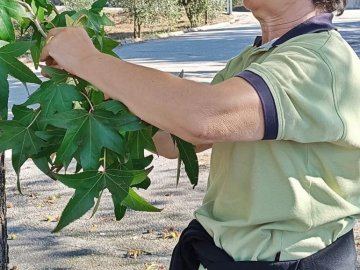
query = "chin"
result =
(243, 0, 260, 11)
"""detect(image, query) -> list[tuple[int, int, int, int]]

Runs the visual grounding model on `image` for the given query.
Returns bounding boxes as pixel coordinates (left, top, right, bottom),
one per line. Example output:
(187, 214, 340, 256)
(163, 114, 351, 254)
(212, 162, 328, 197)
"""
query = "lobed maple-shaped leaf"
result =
(53, 168, 159, 232)
(47, 109, 144, 170)
(0, 120, 45, 192)
(128, 127, 157, 159)
(24, 81, 84, 116)
(0, 53, 41, 85)
(39, 66, 70, 83)
(0, 41, 39, 119)
(0, 40, 41, 85)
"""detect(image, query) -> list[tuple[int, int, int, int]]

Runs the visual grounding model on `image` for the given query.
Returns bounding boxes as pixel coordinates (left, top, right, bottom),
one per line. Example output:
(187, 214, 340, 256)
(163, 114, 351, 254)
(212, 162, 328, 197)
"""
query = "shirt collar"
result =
(253, 13, 336, 48)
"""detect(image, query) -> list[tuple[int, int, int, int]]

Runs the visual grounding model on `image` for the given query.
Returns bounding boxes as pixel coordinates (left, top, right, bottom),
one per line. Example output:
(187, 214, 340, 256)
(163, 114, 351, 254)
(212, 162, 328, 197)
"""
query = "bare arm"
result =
(41, 28, 265, 145)
(152, 131, 212, 159)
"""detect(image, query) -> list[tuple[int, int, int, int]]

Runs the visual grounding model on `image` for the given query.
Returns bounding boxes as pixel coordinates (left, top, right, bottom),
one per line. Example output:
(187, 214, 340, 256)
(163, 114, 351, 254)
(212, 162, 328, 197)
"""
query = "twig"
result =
(16, 0, 48, 38)
(52, 4, 60, 15)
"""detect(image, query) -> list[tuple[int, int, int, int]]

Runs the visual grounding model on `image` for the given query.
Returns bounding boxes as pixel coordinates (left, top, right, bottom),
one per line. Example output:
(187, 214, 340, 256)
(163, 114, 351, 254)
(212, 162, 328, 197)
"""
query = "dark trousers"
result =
(170, 219, 357, 270)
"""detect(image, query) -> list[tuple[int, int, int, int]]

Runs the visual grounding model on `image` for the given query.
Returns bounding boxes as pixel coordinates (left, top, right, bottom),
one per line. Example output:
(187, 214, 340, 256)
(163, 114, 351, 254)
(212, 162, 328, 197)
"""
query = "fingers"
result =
(47, 27, 67, 39)
(40, 28, 66, 62)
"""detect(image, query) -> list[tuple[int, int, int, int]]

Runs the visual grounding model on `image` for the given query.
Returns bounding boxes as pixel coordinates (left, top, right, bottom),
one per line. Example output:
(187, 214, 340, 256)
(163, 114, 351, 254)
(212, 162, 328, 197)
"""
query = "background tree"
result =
(178, 0, 225, 27)
(62, 0, 97, 11)
(155, 0, 182, 32)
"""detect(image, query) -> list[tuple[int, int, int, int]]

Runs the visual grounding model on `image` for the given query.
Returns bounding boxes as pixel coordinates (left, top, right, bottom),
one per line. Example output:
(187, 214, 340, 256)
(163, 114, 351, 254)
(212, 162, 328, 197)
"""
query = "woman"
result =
(41, 0, 360, 269)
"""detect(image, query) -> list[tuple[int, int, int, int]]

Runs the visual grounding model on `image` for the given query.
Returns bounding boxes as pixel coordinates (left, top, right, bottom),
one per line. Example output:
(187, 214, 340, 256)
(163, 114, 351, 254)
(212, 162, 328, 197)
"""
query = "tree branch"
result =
(16, 0, 48, 38)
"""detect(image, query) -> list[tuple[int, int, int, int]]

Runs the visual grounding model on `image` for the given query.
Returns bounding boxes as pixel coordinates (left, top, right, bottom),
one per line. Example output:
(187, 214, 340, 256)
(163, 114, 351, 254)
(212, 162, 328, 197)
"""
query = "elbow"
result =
(179, 121, 213, 146)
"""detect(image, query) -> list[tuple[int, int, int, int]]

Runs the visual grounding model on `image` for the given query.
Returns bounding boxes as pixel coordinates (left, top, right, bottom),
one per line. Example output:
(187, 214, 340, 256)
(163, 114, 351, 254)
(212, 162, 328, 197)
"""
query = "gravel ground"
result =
(5, 10, 360, 270)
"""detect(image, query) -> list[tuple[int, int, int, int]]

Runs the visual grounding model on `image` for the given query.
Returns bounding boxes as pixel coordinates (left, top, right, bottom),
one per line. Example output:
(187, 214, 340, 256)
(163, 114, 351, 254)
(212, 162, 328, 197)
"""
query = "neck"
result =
(254, 6, 319, 44)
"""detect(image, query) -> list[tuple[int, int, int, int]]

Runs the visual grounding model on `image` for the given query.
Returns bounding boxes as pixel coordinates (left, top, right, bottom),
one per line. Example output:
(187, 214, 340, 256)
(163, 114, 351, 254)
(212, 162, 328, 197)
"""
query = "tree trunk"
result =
(0, 152, 8, 270)
(137, 23, 141, 39)
(133, 14, 137, 39)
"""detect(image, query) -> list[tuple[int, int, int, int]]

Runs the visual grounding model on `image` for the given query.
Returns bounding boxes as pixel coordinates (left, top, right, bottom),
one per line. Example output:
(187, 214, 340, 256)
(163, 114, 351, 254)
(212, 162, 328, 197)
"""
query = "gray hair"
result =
(312, 0, 347, 15)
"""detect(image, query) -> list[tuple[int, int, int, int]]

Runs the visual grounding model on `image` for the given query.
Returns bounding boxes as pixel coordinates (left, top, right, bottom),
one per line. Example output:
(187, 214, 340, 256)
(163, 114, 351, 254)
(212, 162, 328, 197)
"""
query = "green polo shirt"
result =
(195, 13, 360, 266)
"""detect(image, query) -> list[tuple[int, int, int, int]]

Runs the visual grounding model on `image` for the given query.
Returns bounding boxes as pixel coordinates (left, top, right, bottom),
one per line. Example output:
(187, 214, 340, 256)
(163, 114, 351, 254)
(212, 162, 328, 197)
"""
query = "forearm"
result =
(41, 27, 264, 144)
(152, 131, 179, 159)
(76, 52, 210, 143)
(152, 131, 212, 159)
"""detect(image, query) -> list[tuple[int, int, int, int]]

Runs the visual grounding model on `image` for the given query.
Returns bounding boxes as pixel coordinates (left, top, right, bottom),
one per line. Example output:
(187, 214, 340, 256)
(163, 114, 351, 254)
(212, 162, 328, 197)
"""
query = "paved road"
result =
(6, 10, 360, 270)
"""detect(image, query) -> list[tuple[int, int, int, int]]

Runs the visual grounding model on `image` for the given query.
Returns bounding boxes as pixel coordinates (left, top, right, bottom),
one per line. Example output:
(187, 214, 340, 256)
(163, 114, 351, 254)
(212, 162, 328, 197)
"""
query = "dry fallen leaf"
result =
(145, 262, 166, 270)
(6, 202, 14, 208)
(161, 227, 180, 240)
(45, 195, 58, 204)
(90, 224, 98, 232)
(43, 215, 59, 222)
(126, 249, 151, 259)
(8, 233, 17, 240)
(29, 193, 38, 199)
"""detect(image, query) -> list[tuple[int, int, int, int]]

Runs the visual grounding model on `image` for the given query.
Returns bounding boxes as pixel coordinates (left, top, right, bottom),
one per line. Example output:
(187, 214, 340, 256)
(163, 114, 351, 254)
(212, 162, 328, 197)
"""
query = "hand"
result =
(40, 27, 99, 76)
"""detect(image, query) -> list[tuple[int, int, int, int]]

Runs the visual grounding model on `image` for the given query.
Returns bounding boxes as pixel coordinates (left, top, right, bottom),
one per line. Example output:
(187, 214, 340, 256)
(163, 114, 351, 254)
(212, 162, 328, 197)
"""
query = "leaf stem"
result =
(80, 91, 95, 112)
(52, 5, 60, 15)
(103, 149, 107, 171)
(27, 110, 42, 129)
(16, 0, 48, 38)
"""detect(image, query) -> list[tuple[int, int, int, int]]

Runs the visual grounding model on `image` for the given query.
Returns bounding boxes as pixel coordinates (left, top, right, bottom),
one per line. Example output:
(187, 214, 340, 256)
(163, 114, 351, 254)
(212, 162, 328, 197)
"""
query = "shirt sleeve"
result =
(236, 45, 345, 143)
(211, 63, 230, 85)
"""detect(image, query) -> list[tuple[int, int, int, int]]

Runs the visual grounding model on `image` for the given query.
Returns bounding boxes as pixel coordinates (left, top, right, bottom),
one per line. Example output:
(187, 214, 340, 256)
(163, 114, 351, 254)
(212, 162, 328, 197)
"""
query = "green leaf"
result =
(54, 168, 150, 231)
(96, 36, 119, 57)
(32, 156, 54, 179)
(0, 0, 30, 42)
(0, 41, 34, 57)
(128, 127, 156, 159)
(47, 109, 127, 169)
(113, 201, 126, 220)
(0, 54, 41, 84)
(0, 8, 15, 42)
(33, 0, 55, 14)
(176, 156, 181, 187)
(49, 11, 76, 28)
(0, 64, 9, 120)
(71, 10, 103, 32)
(53, 188, 99, 232)
(39, 66, 70, 83)
(132, 155, 154, 170)
(31, 31, 45, 69)
(122, 189, 161, 212)
(172, 135, 199, 187)
(88, 88, 105, 106)
(0, 120, 45, 192)
(95, 100, 127, 114)
(24, 81, 84, 116)
(91, 0, 108, 13)
(12, 105, 39, 126)
(132, 177, 151, 190)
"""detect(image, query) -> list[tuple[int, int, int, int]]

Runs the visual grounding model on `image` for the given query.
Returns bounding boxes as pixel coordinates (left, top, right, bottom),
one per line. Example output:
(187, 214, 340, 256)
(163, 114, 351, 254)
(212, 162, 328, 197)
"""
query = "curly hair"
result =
(312, 0, 347, 15)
